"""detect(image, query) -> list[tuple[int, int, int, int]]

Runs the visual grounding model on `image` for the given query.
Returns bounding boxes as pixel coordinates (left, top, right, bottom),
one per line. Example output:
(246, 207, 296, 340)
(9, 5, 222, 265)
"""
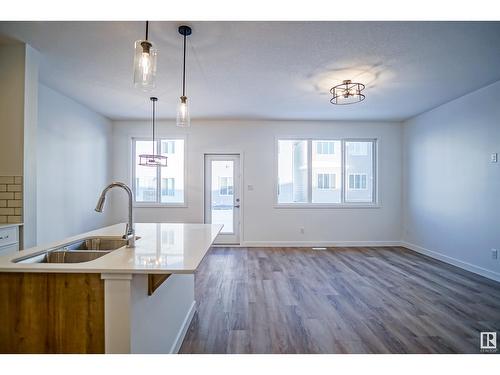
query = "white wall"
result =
(403, 80, 500, 280)
(37, 84, 113, 246)
(111, 120, 403, 245)
(23, 45, 39, 247)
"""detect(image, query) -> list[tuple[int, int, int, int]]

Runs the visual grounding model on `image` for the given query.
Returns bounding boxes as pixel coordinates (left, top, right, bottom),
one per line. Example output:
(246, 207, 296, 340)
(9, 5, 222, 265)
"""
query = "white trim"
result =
(239, 240, 402, 247)
(274, 203, 381, 209)
(169, 300, 196, 354)
(401, 241, 500, 283)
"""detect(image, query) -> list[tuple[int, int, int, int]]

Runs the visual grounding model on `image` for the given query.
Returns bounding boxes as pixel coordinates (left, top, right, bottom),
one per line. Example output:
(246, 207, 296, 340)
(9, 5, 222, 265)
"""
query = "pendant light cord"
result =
(152, 98, 155, 154)
(145, 21, 149, 41)
(182, 32, 186, 96)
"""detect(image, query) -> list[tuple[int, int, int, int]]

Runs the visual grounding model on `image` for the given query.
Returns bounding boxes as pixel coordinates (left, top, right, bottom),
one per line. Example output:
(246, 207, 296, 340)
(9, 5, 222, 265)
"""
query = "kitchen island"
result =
(0, 222, 222, 354)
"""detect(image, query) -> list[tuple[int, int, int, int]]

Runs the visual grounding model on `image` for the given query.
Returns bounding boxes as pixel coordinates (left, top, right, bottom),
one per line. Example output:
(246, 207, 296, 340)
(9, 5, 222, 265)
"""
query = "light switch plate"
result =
(491, 153, 498, 163)
(492, 249, 498, 260)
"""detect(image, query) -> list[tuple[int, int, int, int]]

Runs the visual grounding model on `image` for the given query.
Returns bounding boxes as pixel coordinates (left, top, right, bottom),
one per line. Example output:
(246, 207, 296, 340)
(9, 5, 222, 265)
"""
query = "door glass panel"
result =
(211, 160, 234, 233)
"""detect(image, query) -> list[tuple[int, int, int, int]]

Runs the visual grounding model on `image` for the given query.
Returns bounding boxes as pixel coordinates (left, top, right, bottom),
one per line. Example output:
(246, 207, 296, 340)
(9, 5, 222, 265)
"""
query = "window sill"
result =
(274, 203, 380, 209)
(133, 203, 187, 208)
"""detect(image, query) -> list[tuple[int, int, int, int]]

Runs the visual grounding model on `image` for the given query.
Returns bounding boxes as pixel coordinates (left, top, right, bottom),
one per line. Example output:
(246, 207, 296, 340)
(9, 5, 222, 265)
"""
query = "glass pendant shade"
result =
(133, 39, 158, 91)
(176, 96, 190, 128)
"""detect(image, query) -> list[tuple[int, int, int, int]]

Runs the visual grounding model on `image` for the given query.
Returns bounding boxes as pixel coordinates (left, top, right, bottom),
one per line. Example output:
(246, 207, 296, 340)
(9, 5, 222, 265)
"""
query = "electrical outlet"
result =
(300, 227, 305, 234)
(492, 249, 498, 260)
(491, 153, 498, 163)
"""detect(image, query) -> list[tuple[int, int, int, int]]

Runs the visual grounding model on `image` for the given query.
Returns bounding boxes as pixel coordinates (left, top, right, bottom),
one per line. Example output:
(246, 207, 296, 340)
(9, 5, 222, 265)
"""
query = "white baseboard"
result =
(401, 241, 500, 283)
(239, 240, 402, 247)
(169, 300, 196, 354)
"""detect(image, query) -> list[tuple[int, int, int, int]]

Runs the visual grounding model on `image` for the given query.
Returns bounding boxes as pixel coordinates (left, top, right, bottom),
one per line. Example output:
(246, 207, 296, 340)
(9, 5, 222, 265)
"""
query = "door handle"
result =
(234, 205, 240, 208)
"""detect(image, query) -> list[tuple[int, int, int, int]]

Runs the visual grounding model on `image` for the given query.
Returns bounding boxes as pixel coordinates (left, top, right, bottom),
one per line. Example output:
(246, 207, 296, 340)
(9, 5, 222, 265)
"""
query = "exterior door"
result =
(204, 154, 241, 244)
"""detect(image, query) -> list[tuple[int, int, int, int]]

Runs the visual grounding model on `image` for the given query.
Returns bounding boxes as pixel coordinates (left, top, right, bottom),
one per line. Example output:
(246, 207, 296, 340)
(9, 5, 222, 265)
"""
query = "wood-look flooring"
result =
(180, 246, 500, 354)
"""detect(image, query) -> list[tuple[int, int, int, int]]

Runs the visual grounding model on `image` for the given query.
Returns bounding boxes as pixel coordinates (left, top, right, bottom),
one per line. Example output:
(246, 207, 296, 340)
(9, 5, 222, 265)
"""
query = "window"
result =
(277, 139, 376, 205)
(317, 173, 336, 189)
(316, 141, 335, 154)
(219, 177, 233, 196)
(133, 138, 185, 204)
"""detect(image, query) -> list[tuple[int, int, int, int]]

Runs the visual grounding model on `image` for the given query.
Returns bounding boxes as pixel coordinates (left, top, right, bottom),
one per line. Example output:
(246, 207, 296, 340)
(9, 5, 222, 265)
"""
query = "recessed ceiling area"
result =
(1, 21, 499, 121)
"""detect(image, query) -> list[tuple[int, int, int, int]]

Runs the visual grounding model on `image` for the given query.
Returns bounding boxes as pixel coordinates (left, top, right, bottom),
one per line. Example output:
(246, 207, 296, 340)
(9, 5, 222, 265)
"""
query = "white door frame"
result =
(204, 154, 242, 245)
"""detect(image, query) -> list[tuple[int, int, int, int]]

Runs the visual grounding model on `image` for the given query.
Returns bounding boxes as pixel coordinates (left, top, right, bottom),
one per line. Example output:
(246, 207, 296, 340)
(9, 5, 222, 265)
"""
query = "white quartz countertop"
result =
(0, 223, 23, 229)
(0, 223, 222, 274)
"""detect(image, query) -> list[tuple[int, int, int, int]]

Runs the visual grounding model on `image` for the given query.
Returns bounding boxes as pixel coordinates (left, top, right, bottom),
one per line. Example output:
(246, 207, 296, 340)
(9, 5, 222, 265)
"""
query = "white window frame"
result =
(275, 138, 378, 208)
(131, 136, 187, 207)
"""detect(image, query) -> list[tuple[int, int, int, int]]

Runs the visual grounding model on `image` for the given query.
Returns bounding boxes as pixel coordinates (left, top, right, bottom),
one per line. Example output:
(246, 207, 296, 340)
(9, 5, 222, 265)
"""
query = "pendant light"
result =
(133, 21, 158, 91)
(139, 97, 167, 167)
(330, 80, 366, 105)
(176, 25, 192, 128)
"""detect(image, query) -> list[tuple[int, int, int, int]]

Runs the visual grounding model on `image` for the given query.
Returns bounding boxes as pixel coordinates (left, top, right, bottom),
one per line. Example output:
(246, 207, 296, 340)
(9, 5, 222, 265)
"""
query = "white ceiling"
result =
(1, 21, 499, 121)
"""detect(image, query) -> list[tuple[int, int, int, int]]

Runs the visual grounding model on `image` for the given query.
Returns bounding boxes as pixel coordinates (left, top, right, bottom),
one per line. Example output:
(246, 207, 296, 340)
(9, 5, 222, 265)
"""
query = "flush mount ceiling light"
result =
(176, 25, 192, 128)
(139, 97, 167, 167)
(330, 80, 366, 105)
(133, 21, 158, 91)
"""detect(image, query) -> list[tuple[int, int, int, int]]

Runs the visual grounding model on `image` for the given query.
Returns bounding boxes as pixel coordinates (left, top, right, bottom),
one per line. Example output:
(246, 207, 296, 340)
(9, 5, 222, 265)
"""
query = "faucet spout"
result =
(95, 182, 135, 248)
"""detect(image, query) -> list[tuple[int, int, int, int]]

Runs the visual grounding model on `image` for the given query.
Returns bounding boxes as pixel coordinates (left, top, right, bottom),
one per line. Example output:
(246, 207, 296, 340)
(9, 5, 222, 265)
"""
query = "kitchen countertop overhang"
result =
(0, 223, 222, 274)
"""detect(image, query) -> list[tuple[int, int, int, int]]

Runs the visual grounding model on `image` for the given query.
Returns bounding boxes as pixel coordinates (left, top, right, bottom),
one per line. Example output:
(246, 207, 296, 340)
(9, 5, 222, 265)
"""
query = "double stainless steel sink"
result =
(13, 237, 132, 264)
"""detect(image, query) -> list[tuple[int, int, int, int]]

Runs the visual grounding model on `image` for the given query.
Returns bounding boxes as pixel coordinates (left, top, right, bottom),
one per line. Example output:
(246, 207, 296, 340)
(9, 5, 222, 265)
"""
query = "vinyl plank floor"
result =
(179, 247, 500, 354)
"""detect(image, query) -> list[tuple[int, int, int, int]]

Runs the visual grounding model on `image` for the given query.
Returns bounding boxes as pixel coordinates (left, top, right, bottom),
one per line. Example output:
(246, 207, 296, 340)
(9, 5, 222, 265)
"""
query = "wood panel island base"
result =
(0, 223, 222, 354)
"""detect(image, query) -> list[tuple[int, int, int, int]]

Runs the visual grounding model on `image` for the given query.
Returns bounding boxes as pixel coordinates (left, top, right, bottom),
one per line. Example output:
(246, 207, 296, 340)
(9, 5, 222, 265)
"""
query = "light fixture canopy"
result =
(176, 25, 192, 128)
(330, 80, 365, 105)
(133, 21, 158, 91)
(139, 97, 167, 167)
